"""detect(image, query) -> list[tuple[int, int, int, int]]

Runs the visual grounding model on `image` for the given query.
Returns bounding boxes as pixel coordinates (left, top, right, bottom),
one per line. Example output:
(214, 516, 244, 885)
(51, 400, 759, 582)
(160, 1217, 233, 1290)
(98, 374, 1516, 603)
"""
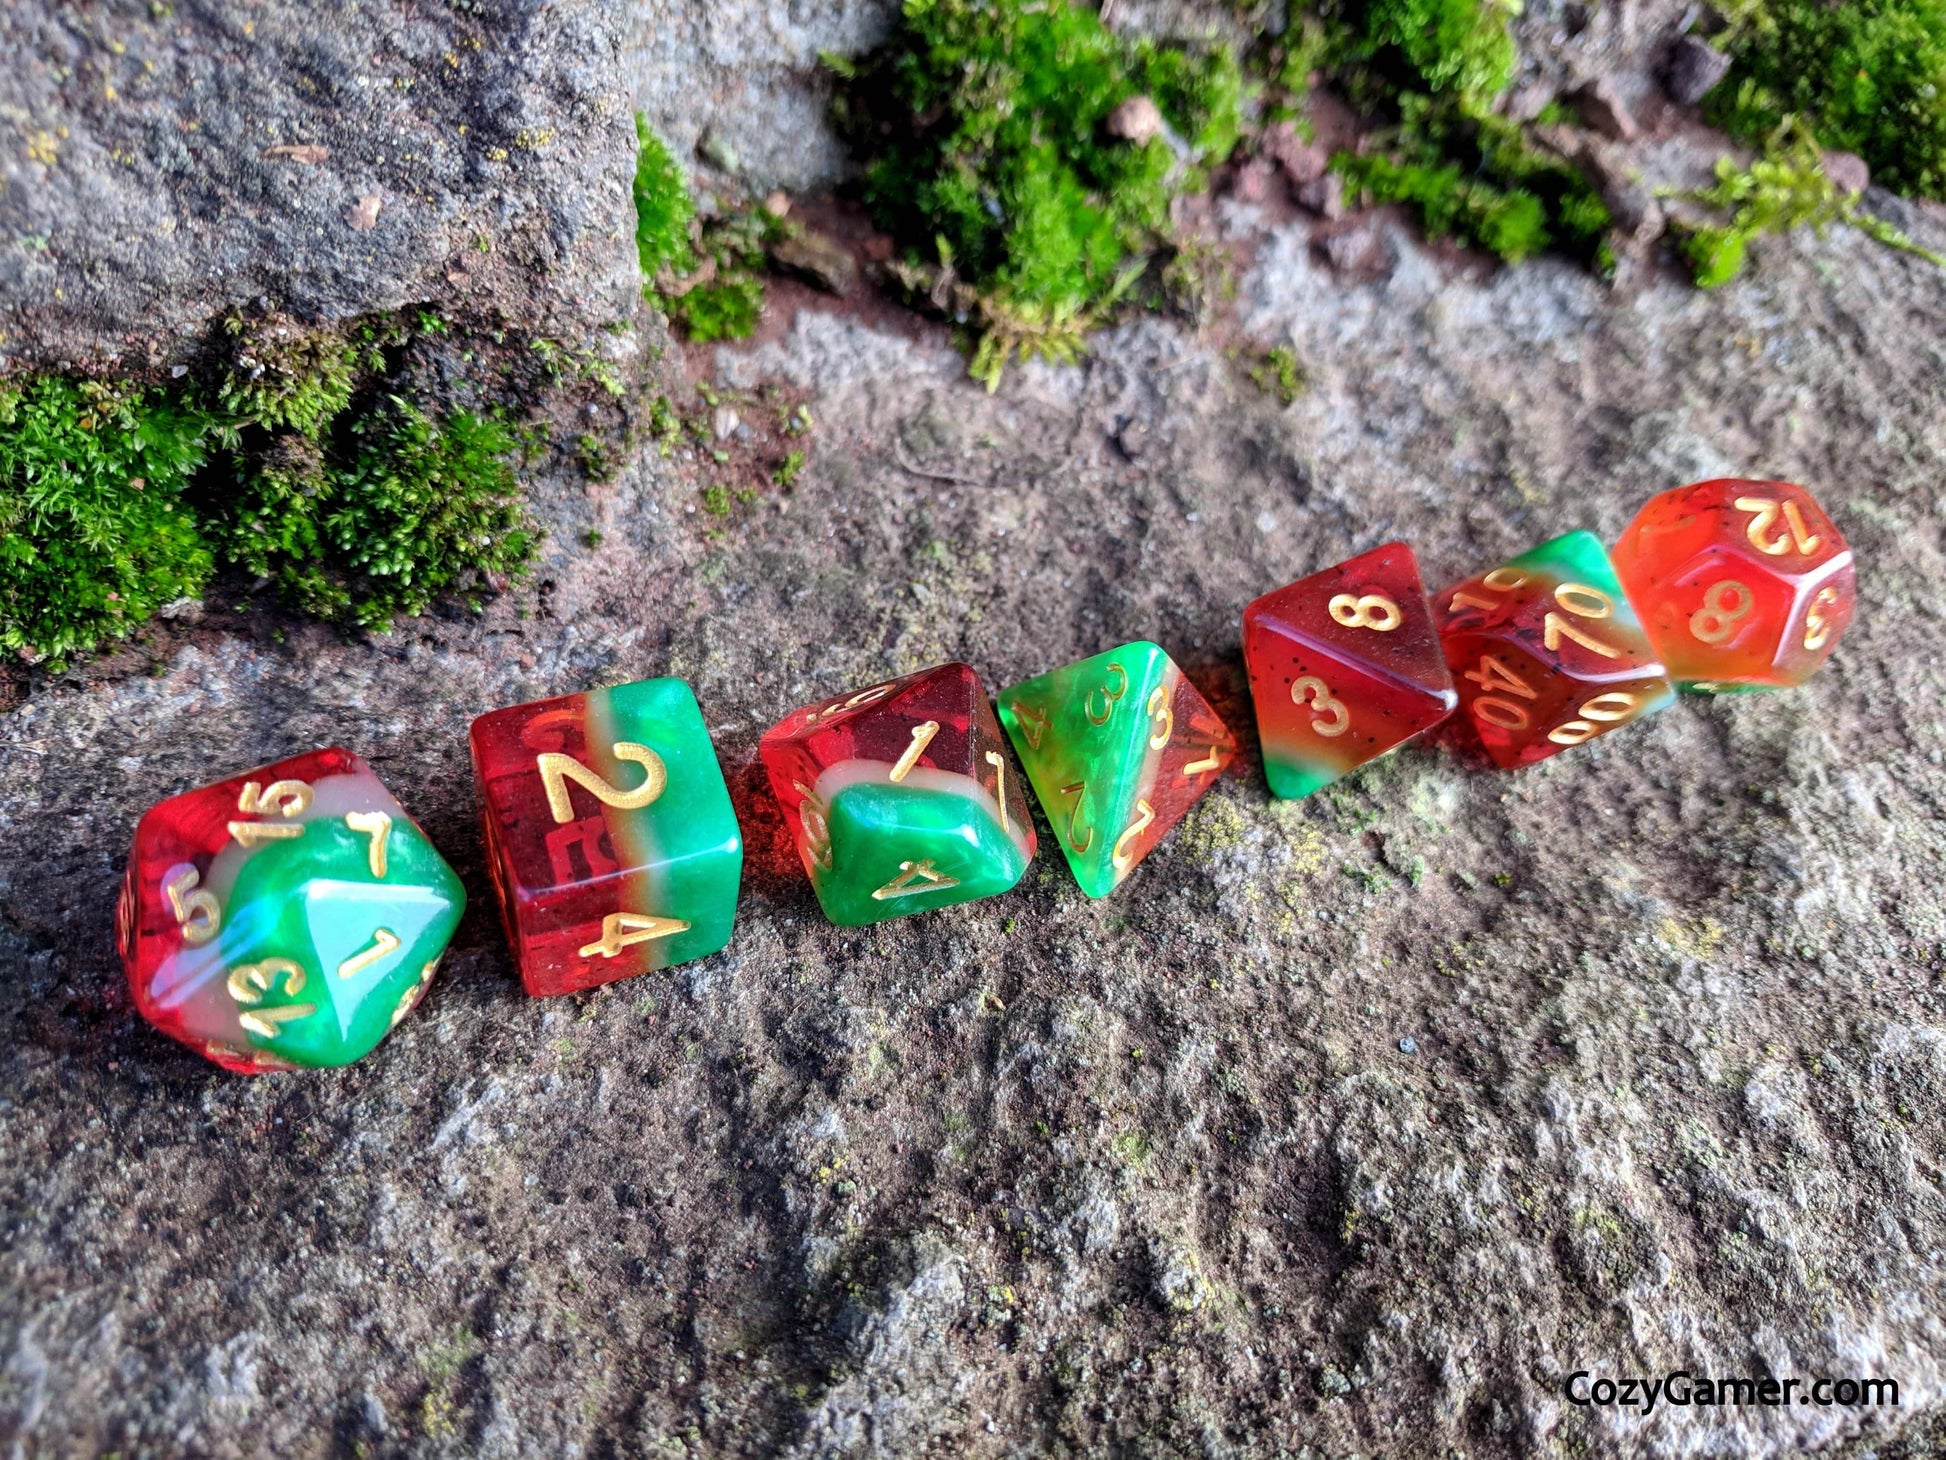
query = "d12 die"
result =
(117, 747, 465, 1073)
(1436, 530, 1674, 768)
(470, 678, 743, 996)
(996, 641, 1235, 897)
(1242, 542, 1457, 800)
(759, 663, 1036, 926)
(1612, 478, 1855, 690)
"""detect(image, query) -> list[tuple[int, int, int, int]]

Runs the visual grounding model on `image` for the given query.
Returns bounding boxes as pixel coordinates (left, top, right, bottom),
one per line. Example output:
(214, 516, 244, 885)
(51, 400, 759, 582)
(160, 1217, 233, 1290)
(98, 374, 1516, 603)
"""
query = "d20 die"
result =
(117, 747, 465, 1073)
(470, 678, 743, 996)
(1436, 530, 1674, 768)
(996, 641, 1236, 897)
(1612, 477, 1855, 690)
(759, 663, 1036, 926)
(1242, 541, 1457, 800)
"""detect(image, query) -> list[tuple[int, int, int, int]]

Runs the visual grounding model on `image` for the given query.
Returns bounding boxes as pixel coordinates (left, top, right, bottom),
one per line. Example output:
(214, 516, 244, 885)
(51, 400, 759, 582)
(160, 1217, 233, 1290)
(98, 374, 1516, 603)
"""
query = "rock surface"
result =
(0, 0, 641, 371)
(7, 5, 1946, 1459)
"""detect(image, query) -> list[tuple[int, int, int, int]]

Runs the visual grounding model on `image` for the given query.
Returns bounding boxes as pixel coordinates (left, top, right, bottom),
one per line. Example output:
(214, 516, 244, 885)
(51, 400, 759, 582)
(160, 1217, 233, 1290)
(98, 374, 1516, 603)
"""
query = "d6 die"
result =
(470, 678, 743, 996)
(117, 747, 465, 1073)
(997, 641, 1236, 897)
(759, 662, 1036, 926)
(1436, 530, 1673, 768)
(1612, 478, 1855, 690)
(1243, 542, 1457, 800)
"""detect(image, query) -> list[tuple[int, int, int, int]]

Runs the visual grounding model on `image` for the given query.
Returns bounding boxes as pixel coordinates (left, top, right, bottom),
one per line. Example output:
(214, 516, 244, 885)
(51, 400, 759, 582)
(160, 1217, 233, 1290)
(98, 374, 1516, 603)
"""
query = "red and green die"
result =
(470, 677, 744, 996)
(1242, 542, 1457, 800)
(1612, 478, 1855, 691)
(1435, 530, 1674, 768)
(996, 641, 1236, 897)
(118, 748, 465, 1073)
(758, 662, 1037, 926)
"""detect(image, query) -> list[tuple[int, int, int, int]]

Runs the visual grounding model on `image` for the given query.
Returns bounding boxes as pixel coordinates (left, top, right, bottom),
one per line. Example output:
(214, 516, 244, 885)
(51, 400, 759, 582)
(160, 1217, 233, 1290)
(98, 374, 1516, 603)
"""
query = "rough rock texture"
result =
(6, 192, 1946, 1454)
(0, 0, 641, 371)
(9, 3, 1946, 1457)
(627, 0, 896, 194)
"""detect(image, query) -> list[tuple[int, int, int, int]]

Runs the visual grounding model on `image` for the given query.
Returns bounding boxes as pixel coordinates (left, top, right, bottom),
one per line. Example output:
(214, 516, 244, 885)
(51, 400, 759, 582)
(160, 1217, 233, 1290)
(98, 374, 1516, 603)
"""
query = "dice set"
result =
(114, 477, 1856, 1072)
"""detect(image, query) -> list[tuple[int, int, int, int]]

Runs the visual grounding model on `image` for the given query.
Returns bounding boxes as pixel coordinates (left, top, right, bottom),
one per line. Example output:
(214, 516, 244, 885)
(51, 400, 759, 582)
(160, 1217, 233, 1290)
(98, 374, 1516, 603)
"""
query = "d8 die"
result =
(470, 678, 743, 996)
(759, 663, 1036, 926)
(1612, 478, 1855, 690)
(1242, 542, 1457, 800)
(1436, 530, 1674, 768)
(997, 641, 1236, 897)
(117, 747, 465, 1073)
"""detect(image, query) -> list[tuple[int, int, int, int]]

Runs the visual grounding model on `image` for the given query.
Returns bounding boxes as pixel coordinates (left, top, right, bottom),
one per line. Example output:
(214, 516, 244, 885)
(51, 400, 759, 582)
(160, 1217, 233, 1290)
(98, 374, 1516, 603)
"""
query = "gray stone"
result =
(1664, 34, 1734, 107)
(769, 229, 861, 298)
(1573, 76, 1640, 143)
(1825, 151, 1872, 198)
(0, 0, 642, 371)
(7, 3, 1946, 1457)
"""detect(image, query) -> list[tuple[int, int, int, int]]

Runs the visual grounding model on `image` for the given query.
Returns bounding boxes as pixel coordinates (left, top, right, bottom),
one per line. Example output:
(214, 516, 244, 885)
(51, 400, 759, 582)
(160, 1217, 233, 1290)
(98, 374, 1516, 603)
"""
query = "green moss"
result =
(1665, 119, 1946, 287)
(633, 114, 696, 281)
(676, 276, 765, 342)
(1335, 103, 1612, 266)
(1711, 1, 1946, 201)
(1328, 0, 1518, 111)
(1246, 345, 1307, 404)
(308, 400, 532, 632)
(216, 318, 366, 438)
(634, 116, 776, 342)
(1322, 4, 1611, 268)
(0, 378, 215, 667)
(835, 0, 1244, 382)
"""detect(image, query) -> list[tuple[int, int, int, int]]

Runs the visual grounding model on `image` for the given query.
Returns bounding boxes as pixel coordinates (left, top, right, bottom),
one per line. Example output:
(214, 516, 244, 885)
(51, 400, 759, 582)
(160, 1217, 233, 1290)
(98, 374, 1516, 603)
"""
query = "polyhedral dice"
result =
(1242, 542, 1457, 799)
(1612, 478, 1855, 691)
(758, 663, 1036, 926)
(470, 678, 743, 996)
(1435, 530, 1674, 768)
(996, 641, 1236, 897)
(117, 748, 465, 1073)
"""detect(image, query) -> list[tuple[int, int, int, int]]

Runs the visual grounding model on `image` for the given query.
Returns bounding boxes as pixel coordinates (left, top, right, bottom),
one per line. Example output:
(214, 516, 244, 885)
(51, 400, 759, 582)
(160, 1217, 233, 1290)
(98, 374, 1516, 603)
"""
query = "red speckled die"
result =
(1612, 478, 1855, 690)
(1242, 542, 1456, 799)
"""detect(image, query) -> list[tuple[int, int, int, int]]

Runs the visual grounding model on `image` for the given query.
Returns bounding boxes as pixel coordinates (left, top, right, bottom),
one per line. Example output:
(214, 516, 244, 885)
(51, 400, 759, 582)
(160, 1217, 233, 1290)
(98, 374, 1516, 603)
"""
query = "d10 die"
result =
(1242, 542, 1457, 800)
(997, 641, 1236, 897)
(1612, 478, 1855, 690)
(1436, 530, 1674, 768)
(759, 662, 1036, 927)
(470, 678, 743, 996)
(117, 747, 465, 1073)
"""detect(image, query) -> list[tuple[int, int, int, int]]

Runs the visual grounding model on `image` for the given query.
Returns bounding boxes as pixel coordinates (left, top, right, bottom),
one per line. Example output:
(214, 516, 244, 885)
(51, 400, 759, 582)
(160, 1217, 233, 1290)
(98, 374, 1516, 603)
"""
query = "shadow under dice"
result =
(117, 747, 465, 1073)
(1436, 530, 1674, 768)
(997, 641, 1236, 897)
(470, 678, 743, 996)
(1242, 541, 1457, 800)
(758, 662, 1036, 927)
(1612, 477, 1856, 690)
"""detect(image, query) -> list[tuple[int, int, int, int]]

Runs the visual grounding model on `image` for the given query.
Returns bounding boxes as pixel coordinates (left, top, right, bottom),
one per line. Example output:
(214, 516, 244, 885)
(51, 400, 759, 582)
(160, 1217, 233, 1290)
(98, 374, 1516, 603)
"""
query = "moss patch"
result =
(1323, 1, 1612, 268)
(1712, 0, 1946, 201)
(634, 116, 781, 344)
(833, 0, 1244, 384)
(1, 311, 538, 666)
(0, 378, 214, 668)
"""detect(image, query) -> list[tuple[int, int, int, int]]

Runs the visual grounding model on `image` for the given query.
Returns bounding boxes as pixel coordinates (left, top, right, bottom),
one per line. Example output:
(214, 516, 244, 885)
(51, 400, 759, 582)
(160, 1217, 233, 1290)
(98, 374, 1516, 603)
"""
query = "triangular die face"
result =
(1245, 541, 1452, 699)
(1245, 618, 1451, 800)
(999, 641, 1234, 898)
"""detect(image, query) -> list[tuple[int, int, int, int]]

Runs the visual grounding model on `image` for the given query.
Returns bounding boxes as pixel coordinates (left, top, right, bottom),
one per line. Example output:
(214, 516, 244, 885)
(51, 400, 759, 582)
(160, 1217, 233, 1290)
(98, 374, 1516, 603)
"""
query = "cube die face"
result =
(117, 747, 464, 1073)
(1436, 530, 1674, 768)
(758, 663, 1037, 926)
(1242, 542, 1457, 800)
(1612, 478, 1855, 688)
(997, 641, 1236, 897)
(470, 678, 743, 996)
